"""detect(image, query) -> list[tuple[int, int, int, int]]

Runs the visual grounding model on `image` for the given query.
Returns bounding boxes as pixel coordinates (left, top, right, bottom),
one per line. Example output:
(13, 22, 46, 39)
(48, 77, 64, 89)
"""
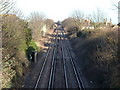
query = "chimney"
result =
(110, 19, 112, 23)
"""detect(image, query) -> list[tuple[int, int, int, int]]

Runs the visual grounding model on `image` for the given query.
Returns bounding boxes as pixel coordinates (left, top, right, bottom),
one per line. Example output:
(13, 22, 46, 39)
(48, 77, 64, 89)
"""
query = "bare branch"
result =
(28, 12, 46, 41)
(92, 8, 106, 23)
(0, 0, 15, 14)
(70, 10, 85, 28)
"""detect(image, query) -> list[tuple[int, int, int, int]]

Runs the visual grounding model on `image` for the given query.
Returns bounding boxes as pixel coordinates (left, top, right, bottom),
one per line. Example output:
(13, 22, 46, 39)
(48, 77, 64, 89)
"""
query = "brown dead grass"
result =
(69, 26, 119, 88)
(36, 29, 53, 52)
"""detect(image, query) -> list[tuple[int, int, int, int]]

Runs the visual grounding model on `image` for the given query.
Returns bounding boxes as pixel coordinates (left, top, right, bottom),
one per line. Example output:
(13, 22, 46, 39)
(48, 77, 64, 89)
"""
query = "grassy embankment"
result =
(2, 15, 39, 88)
(67, 26, 119, 87)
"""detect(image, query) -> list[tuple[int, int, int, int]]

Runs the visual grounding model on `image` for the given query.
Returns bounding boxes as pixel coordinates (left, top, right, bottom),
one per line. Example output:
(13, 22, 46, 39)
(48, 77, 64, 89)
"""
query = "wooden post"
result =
(34, 51, 37, 62)
(32, 51, 37, 62)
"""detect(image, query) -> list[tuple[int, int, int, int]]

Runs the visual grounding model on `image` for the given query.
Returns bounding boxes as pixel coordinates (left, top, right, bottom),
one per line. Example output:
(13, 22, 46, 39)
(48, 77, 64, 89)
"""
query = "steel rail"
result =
(60, 32, 69, 88)
(62, 30, 85, 89)
(61, 33, 69, 88)
(48, 30, 58, 89)
(63, 30, 85, 89)
(34, 31, 56, 90)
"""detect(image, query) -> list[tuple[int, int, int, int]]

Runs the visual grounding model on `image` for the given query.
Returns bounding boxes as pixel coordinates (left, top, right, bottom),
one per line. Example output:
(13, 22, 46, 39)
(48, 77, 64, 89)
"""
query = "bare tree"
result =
(29, 12, 45, 21)
(71, 10, 85, 23)
(44, 19, 54, 29)
(86, 13, 93, 21)
(71, 10, 85, 20)
(70, 10, 85, 29)
(0, 0, 26, 20)
(111, 0, 120, 10)
(28, 12, 46, 41)
(113, 3, 119, 9)
(0, 0, 15, 14)
(92, 8, 105, 23)
(62, 17, 75, 27)
(13, 9, 24, 19)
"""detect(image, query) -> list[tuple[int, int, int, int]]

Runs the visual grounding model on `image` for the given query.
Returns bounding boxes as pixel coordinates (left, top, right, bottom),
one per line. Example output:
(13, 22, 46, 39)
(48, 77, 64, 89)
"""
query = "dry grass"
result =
(69, 26, 119, 87)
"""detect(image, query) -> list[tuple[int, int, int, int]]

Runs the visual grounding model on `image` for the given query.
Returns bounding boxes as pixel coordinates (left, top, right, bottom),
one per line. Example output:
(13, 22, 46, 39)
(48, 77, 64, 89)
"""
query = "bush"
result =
(77, 31, 82, 37)
(2, 15, 39, 88)
(26, 40, 40, 61)
(76, 30, 91, 38)
(28, 40, 40, 51)
(70, 27, 119, 87)
(111, 25, 115, 27)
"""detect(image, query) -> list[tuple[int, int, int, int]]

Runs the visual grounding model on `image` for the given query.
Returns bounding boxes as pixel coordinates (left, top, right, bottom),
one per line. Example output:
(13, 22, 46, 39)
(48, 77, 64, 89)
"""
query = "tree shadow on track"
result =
(23, 32, 57, 88)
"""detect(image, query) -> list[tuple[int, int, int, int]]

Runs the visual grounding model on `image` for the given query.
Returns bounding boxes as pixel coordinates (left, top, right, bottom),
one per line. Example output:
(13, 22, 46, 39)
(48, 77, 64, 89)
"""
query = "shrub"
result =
(2, 15, 39, 88)
(28, 40, 40, 51)
(26, 40, 40, 61)
(76, 30, 91, 38)
(77, 31, 82, 37)
(70, 27, 119, 87)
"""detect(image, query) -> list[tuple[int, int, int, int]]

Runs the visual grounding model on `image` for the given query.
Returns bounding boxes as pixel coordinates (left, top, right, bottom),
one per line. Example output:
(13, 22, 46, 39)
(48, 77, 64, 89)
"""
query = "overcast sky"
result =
(15, 0, 119, 24)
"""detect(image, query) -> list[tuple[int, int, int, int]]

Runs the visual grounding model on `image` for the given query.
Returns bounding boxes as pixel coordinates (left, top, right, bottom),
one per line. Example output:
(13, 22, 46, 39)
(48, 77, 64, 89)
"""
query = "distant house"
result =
(41, 25, 47, 37)
(81, 19, 94, 30)
(98, 18, 113, 29)
(81, 18, 113, 30)
(53, 23, 58, 29)
(103, 18, 112, 27)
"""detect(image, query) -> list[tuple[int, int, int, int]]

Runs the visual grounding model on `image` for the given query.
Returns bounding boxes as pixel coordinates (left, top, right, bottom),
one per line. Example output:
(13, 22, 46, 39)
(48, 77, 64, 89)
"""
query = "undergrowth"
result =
(69, 27, 119, 87)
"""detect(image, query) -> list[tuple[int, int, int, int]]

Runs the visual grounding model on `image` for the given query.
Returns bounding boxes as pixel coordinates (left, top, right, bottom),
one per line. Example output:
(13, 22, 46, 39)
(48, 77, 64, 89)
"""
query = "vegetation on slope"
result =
(63, 18, 119, 87)
(2, 15, 39, 88)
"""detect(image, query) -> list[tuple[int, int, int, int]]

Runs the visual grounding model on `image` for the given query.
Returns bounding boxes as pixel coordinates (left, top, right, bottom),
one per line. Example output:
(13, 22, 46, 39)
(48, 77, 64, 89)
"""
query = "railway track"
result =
(61, 30, 85, 89)
(33, 28, 85, 89)
(34, 31, 58, 89)
(48, 30, 59, 88)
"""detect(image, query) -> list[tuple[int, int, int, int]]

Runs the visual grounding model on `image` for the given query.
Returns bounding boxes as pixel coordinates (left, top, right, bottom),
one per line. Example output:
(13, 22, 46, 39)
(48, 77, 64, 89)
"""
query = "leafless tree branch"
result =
(0, 0, 15, 14)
